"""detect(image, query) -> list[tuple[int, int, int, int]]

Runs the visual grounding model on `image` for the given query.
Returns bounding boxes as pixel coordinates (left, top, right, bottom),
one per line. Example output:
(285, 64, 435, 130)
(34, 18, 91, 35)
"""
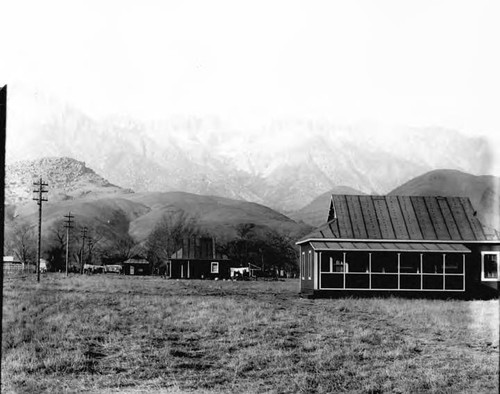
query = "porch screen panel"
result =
(345, 252, 369, 272)
(445, 253, 463, 273)
(423, 275, 443, 289)
(345, 274, 369, 289)
(371, 274, 398, 289)
(400, 275, 421, 289)
(371, 252, 398, 273)
(321, 274, 344, 288)
(370, 251, 398, 288)
(423, 253, 443, 273)
(344, 251, 369, 289)
(445, 276, 463, 290)
(400, 252, 420, 273)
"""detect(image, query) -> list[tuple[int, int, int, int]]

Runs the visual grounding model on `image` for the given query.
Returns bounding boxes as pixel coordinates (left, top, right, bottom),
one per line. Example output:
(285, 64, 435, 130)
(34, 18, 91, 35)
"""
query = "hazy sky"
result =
(1, 0, 499, 139)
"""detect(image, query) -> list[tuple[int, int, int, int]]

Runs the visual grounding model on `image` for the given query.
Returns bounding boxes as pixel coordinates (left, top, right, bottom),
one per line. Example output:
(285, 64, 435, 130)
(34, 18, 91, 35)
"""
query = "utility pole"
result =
(80, 226, 88, 274)
(64, 212, 74, 276)
(33, 177, 48, 282)
(87, 238, 93, 266)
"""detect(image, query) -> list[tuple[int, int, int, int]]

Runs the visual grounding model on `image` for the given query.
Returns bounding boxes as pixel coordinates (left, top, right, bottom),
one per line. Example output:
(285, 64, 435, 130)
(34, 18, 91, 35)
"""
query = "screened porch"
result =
(315, 243, 468, 292)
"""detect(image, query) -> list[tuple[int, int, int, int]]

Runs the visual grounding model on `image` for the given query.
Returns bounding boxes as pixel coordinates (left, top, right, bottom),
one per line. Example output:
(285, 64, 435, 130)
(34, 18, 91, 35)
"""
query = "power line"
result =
(64, 212, 74, 276)
(33, 177, 48, 283)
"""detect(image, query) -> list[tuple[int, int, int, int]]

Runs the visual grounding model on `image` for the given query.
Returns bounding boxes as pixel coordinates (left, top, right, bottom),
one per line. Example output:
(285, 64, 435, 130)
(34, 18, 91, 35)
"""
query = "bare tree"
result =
(145, 210, 199, 270)
(43, 223, 67, 272)
(5, 221, 36, 269)
(98, 231, 141, 265)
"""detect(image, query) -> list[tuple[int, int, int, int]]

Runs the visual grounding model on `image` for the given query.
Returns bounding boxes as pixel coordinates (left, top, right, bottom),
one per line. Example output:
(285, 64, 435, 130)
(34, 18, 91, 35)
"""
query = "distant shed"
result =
(3, 256, 23, 274)
(167, 236, 231, 279)
(297, 195, 500, 298)
(123, 258, 152, 275)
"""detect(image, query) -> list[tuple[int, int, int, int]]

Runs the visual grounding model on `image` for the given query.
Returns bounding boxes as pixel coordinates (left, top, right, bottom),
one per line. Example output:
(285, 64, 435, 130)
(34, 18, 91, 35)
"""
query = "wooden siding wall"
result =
(464, 243, 500, 295)
(169, 259, 231, 279)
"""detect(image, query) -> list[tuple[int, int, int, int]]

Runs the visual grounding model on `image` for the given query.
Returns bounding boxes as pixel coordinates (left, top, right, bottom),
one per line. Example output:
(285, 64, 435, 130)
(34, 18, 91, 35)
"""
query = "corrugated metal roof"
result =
(310, 241, 471, 253)
(300, 195, 499, 242)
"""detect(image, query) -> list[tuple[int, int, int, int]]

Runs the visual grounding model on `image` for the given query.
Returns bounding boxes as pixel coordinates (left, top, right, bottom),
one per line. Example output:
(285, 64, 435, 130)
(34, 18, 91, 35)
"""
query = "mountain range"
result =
(5, 158, 500, 255)
(4, 158, 313, 251)
(5, 84, 498, 212)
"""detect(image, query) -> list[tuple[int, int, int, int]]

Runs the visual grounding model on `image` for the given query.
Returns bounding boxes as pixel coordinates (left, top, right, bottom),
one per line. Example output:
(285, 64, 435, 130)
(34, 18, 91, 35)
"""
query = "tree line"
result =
(4, 209, 305, 275)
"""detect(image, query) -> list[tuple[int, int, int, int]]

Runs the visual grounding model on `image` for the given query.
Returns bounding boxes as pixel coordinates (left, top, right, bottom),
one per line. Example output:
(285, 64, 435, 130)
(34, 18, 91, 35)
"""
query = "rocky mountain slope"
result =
(5, 157, 131, 204)
(5, 157, 311, 247)
(5, 85, 498, 211)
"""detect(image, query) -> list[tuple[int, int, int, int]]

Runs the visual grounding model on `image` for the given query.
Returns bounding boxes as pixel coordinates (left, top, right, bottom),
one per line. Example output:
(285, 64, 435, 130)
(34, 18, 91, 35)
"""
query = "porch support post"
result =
(314, 252, 319, 290)
(343, 252, 346, 289)
(442, 254, 445, 290)
(368, 253, 372, 290)
(420, 253, 423, 290)
(397, 253, 401, 290)
(462, 254, 466, 291)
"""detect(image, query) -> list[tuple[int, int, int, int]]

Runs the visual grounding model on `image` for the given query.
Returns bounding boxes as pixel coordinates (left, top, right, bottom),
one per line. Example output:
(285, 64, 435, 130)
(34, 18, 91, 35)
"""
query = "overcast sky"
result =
(1, 0, 499, 140)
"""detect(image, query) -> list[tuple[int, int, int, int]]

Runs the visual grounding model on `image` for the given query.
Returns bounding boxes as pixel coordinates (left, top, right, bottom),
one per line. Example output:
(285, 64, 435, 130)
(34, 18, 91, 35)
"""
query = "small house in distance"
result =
(167, 236, 231, 279)
(297, 195, 500, 298)
(3, 256, 23, 274)
(123, 258, 152, 275)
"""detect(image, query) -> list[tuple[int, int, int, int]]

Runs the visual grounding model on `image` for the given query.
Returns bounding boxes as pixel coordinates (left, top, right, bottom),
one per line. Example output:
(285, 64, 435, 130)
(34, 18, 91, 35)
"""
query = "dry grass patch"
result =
(2, 274, 498, 393)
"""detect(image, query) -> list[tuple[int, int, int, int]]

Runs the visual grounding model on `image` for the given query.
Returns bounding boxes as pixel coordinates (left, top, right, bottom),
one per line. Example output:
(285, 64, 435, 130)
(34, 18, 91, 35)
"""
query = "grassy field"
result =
(2, 274, 498, 393)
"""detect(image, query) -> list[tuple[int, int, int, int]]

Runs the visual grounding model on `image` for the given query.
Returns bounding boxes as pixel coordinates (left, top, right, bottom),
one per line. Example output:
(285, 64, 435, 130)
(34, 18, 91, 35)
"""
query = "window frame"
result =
(481, 251, 500, 282)
(211, 261, 219, 274)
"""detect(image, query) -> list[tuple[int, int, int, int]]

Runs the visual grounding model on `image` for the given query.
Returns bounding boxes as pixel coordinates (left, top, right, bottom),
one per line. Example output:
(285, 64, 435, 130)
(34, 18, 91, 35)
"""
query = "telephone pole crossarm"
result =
(33, 178, 48, 282)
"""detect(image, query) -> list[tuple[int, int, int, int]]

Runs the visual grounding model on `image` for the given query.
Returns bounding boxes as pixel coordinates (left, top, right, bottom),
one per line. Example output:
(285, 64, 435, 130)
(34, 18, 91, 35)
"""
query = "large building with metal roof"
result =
(297, 195, 500, 298)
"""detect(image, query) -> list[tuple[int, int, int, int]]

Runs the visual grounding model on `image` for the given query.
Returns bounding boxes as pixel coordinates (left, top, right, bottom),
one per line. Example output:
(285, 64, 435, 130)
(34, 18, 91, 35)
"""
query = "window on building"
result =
(482, 252, 499, 281)
(211, 262, 219, 274)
